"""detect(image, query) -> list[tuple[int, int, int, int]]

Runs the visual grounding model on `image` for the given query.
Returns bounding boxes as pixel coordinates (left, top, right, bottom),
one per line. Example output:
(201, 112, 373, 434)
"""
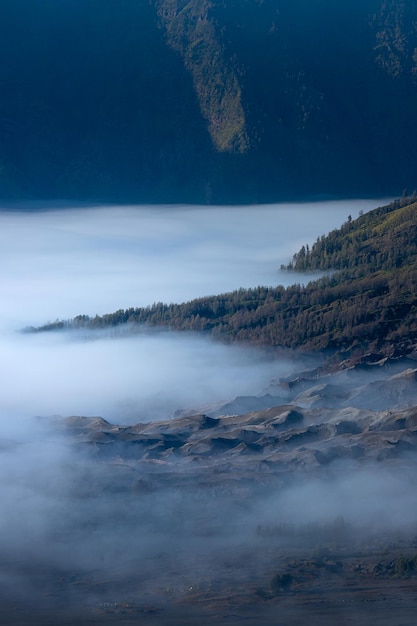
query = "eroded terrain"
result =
(2, 357, 417, 625)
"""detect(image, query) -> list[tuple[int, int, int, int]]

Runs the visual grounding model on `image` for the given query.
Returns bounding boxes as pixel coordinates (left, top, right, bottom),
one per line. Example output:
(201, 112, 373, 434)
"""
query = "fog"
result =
(2, 199, 416, 624)
(0, 199, 384, 424)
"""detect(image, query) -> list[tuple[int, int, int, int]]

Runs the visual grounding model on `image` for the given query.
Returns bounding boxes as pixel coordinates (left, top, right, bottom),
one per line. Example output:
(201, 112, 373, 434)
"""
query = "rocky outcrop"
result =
(52, 361, 417, 486)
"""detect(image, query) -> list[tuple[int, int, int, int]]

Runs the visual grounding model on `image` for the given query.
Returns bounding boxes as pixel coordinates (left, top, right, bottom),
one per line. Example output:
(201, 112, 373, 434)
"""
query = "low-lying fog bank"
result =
(2, 361, 417, 624)
(2, 199, 416, 625)
(1, 327, 302, 424)
(1, 200, 384, 327)
(0, 199, 387, 426)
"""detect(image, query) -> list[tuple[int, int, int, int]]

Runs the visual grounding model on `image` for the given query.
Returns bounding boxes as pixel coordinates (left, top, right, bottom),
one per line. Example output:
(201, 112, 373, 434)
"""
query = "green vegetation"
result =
(29, 197, 417, 361)
(372, 0, 417, 78)
(154, 0, 249, 153)
(394, 555, 417, 578)
(284, 193, 417, 274)
(374, 554, 417, 578)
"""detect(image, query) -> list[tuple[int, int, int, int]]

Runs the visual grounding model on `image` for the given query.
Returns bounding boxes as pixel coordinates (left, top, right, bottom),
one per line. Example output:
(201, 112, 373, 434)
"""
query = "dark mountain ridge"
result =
(1, 0, 417, 204)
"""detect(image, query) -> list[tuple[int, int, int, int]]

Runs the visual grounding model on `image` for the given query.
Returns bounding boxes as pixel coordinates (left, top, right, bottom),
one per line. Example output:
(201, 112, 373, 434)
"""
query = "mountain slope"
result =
(1, 0, 417, 203)
(155, 0, 249, 153)
(30, 197, 417, 362)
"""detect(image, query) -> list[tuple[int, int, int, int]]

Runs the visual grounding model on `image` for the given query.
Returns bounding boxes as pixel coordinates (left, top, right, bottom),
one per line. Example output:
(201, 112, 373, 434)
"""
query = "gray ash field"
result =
(2, 357, 417, 625)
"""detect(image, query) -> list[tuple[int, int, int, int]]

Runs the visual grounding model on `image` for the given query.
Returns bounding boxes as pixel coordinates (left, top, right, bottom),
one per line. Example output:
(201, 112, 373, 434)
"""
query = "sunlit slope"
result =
(154, 0, 249, 153)
(32, 197, 417, 360)
(1, 0, 417, 202)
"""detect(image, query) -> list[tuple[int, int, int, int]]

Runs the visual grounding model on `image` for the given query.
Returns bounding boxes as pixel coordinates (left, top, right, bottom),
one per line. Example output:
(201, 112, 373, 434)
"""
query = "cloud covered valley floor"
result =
(2, 357, 417, 624)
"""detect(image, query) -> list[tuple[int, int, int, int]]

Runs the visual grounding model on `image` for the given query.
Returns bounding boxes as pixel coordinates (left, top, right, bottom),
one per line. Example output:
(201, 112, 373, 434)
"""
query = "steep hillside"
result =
(1, 1, 417, 203)
(30, 197, 417, 362)
(155, 0, 249, 153)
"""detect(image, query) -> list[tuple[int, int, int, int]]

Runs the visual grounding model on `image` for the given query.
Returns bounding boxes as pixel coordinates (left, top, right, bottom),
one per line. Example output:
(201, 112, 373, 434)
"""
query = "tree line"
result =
(29, 197, 417, 361)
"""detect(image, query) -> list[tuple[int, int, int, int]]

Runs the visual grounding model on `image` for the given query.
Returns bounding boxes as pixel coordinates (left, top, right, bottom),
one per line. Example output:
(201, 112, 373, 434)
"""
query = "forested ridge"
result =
(31, 197, 417, 360)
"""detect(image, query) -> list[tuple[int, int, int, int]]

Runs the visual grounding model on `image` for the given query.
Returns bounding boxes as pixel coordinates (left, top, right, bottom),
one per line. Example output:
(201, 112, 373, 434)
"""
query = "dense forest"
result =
(1, 1, 417, 203)
(30, 197, 417, 362)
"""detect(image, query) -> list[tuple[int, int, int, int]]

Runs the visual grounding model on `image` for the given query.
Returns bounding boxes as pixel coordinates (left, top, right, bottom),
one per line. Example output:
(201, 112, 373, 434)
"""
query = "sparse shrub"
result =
(270, 573, 293, 595)
(309, 545, 330, 566)
(394, 556, 417, 578)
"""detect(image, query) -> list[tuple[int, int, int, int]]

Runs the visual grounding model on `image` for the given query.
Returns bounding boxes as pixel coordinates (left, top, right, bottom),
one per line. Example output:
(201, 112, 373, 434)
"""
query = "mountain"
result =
(1, 0, 417, 204)
(31, 196, 417, 365)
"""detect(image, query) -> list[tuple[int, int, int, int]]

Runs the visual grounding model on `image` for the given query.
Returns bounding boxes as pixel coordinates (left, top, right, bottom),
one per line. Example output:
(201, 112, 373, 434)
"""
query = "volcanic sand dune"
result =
(2, 358, 417, 625)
